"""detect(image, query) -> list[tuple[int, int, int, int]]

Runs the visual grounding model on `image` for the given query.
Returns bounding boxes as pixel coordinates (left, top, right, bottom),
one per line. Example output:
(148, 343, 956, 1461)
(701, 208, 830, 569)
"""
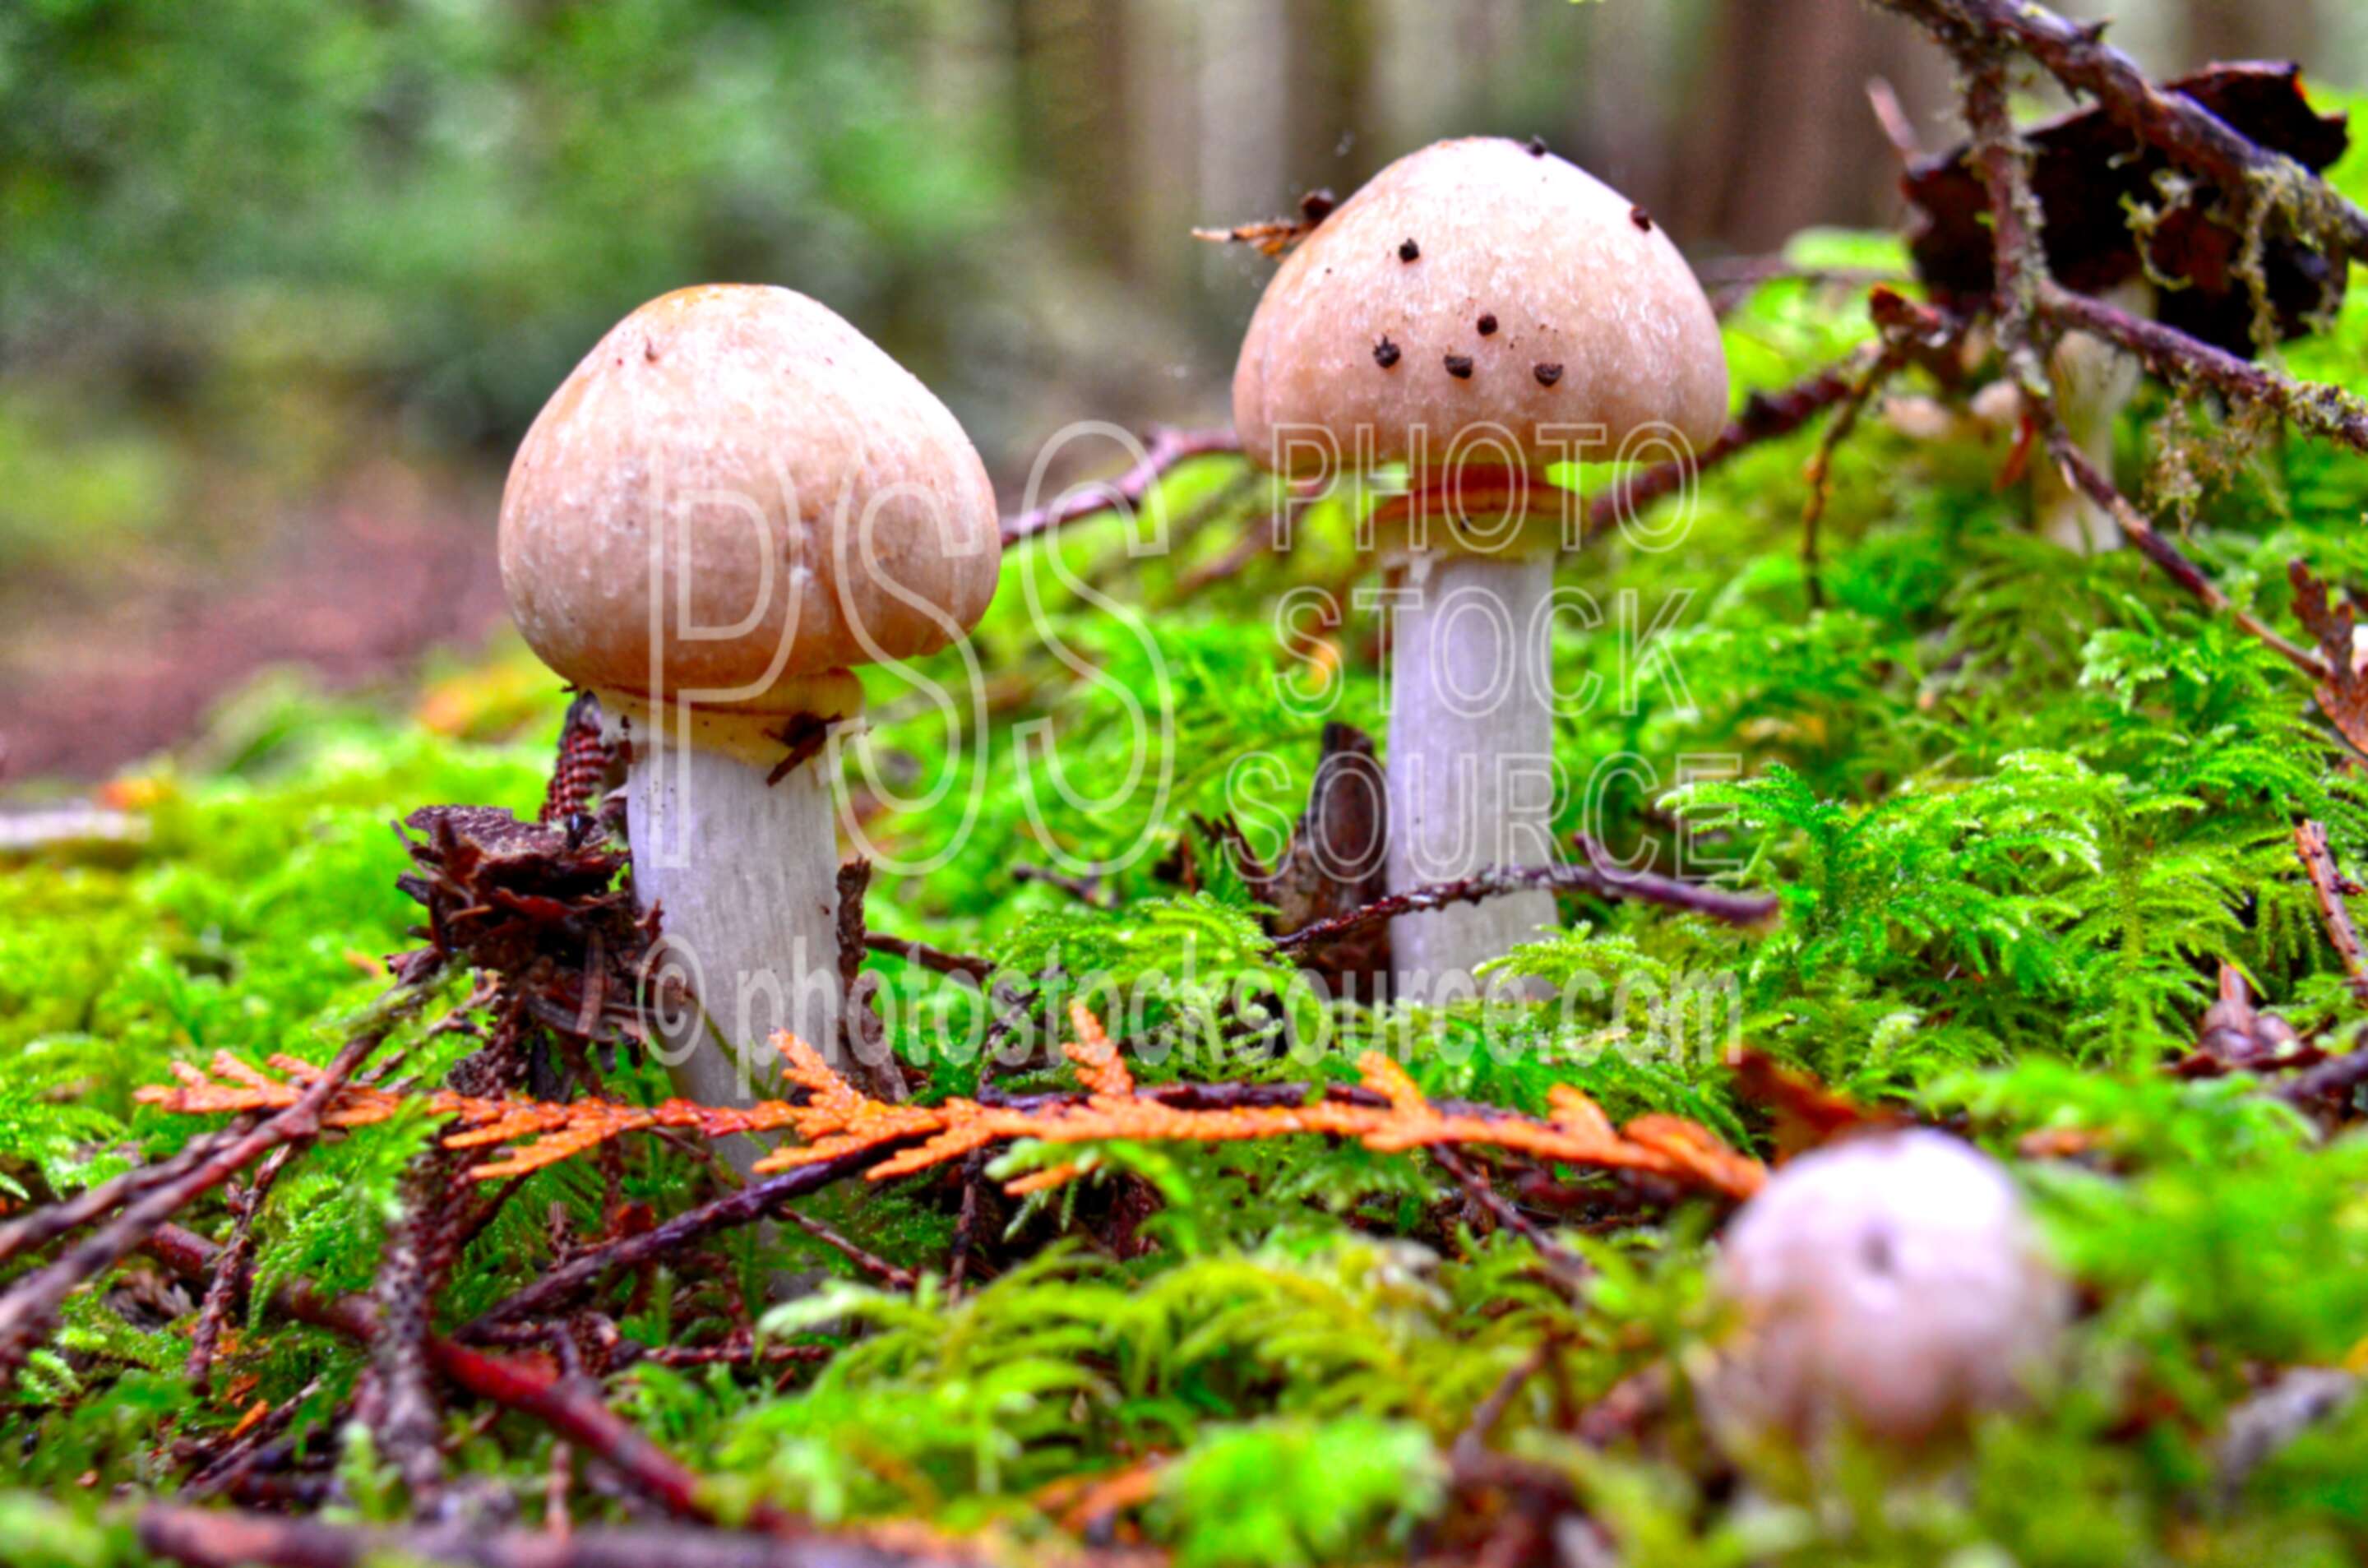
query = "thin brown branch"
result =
(185, 1145, 291, 1395)
(2039, 280, 2368, 455)
(460, 1145, 905, 1339)
(1000, 425, 1243, 548)
(1274, 846, 1778, 957)
(372, 1148, 470, 1507)
(862, 932, 995, 983)
(136, 1505, 953, 1568)
(140, 1221, 777, 1531)
(1012, 863, 1110, 907)
(1431, 1147, 1586, 1292)
(1959, 45, 2052, 399)
(0, 968, 449, 1383)
(1915, 17, 2346, 687)
(1799, 344, 1908, 606)
(776, 1205, 918, 1292)
(0, 1125, 241, 1268)
(1451, 1341, 1553, 1473)
(2296, 821, 2368, 1005)
(182, 1378, 324, 1501)
(1583, 362, 1865, 545)
(2045, 431, 2332, 681)
(1872, 0, 2368, 261)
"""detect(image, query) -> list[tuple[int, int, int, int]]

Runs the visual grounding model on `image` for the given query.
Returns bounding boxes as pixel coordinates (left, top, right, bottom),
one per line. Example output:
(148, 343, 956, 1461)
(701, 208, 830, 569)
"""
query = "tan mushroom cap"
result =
(500, 284, 1001, 760)
(1233, 138, 1728, 483)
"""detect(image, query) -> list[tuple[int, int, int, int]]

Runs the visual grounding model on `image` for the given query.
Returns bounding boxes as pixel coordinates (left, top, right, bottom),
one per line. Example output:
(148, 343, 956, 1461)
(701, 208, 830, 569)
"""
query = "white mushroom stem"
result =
(2037, 279, 2152, 553)
(1385, 548, 1558, 1006)
(624, 733, 842, 1176)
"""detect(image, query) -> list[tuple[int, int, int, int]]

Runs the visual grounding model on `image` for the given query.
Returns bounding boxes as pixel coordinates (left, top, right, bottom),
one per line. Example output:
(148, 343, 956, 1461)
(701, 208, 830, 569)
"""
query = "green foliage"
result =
(1154, 1416, 1444, 1568)
(15, 203, 2368, 1563)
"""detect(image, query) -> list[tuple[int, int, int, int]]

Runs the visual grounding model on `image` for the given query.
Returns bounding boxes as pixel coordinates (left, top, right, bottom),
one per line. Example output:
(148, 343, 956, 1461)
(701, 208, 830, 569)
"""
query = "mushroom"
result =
(1231, 137, 1727, 1004)
(499, 284, 1000, 1141)
(1709, 1130, 2069, 1450)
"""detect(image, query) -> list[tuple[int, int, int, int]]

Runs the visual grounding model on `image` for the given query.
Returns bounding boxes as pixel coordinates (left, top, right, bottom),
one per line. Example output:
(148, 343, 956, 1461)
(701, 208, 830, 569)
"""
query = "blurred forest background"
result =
(0, 0, 2357, 782)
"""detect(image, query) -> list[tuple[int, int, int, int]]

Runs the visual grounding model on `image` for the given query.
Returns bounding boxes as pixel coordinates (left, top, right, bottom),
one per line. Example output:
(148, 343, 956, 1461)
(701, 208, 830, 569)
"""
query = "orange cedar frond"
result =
(1000, 1161, 1085, 1197)
(1063, 1001, 1136, 1098)
(1547, 1084, 1617, 1145)
(140, 1010, 1766, 1200)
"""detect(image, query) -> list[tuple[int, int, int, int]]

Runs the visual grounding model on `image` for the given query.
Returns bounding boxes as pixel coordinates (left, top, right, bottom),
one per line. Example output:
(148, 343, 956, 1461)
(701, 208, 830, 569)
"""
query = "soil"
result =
(0, 460, 509, 784)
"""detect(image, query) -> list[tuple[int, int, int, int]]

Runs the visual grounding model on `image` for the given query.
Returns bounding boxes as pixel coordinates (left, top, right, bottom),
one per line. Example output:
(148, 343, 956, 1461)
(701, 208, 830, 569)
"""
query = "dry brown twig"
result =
(137, 1503, 963, 1568)
(1872, 2, 2347, 687)
(1872, 0, 2368, 261)
(0, 965, 451, 1383)
(183, 1144, 291, 1395)
(139, 1222, 786, 1532)
(1000, 426, 1244, 549)
(1798, 341, 1909, 605)
(2287, 560, 2368, 747)
(2038, 283, 2368, 456)
(2295, 820, 2368, 1005)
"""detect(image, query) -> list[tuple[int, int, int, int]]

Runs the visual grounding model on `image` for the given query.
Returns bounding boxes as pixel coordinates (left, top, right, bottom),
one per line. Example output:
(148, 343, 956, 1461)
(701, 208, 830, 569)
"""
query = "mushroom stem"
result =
(1385, 548, 1558, 1005)
(625, 738, 843, 1175)
(2037, 279, 2150, 553)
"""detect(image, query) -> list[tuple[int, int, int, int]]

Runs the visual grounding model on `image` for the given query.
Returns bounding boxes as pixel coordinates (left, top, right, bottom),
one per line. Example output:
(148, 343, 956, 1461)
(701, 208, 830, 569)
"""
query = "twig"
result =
(460, 1146, 908, 1338)
(136, 1506, 952, 1568)
(0, 968, 449, 1382)
(1799, 344, 1907, 606)
(183, 1378, 324, 1501)
(1583, 362, 1865, 545)
(776, 1205, 917, 1291)
(861, 932, 995, 983)
(0, 1126, 241, 1267)
(1012, 863, 1109, 907)
(1871, 0, 2368, 261)
(1431, 1148, 1586, 1291)
(1451, 1341, 1552, 1471)
(2282, 1038, 2368, 1108)
(1000, 426, 1243, 548)
(140, 1222, 776, 1531)
(185, 1145, 292, 1395)
(1921, 24, 2343, 686)
(1274, 849, 1778, 957)
(946, 1150, 992, 1298)
(2045, 431, 2332, 680)
(372, 1149, 469, 1507)
(2038, 281, 2368, 455)
(2296, 821, 2368, 1004)
(1959, 45, 2051, 400)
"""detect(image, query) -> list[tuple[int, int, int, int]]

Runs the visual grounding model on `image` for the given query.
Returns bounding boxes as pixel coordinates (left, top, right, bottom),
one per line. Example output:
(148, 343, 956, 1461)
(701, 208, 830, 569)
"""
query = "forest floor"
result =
(0, 461, 506, 784)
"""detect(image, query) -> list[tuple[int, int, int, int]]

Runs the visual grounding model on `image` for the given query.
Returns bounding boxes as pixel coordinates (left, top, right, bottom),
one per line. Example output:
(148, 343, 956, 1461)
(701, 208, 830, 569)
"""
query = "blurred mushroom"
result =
(1231, 137, 1727, 1004)
(499, 284, 1000, 1140)
(1709, 1130, 2069, 1450)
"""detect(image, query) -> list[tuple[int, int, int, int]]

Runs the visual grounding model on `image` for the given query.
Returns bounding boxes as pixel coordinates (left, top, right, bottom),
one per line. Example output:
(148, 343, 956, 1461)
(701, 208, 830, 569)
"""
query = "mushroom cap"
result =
(1710, 1130, 2068, 1447)
(1232, 137, 1728, 481)
(499, 285, 1001, 735)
